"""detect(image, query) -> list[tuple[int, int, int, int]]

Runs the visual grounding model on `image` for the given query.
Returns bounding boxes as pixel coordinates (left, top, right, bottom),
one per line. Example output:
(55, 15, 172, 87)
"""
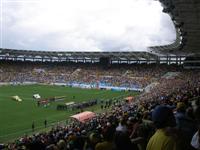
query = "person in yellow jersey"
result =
(146, 105, 179, 150)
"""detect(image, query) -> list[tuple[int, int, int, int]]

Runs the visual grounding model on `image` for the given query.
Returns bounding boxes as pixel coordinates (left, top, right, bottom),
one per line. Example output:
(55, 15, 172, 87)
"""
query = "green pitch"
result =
(0, 84, 138, 142)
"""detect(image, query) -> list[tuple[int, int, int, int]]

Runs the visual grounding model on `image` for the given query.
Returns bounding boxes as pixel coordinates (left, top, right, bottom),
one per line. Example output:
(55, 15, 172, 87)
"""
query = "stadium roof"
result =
(149, 0, 200, 55)
(0, 48, 161, 61)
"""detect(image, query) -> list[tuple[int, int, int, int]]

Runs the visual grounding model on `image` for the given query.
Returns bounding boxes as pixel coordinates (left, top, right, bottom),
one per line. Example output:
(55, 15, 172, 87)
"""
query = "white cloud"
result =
(1, 0, 176, 51)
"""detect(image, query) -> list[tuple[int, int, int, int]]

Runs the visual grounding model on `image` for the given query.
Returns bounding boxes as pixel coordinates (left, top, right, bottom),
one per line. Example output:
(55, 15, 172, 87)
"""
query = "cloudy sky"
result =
(0, 0, 176, 51)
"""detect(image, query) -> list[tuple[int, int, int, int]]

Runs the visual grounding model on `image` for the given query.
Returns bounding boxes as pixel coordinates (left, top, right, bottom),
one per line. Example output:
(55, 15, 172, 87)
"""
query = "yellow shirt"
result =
(146, 129, 177, 150)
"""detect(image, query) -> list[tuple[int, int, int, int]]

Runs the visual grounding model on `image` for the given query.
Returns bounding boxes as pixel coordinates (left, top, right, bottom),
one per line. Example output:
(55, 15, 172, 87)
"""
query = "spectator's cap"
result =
(152, 105, 176, 128)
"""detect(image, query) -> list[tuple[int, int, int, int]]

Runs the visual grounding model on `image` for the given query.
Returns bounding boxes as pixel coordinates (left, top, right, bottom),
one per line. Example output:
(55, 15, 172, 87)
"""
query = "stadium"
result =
(0, 0, 200, 150)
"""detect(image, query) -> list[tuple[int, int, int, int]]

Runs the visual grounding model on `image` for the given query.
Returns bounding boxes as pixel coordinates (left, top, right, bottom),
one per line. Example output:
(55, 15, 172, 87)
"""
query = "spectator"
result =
(175, 102, 197, 150)
(116, 118, 128, 133)
(95, 125, 116, 150)
(146, 105, 178, 150)
(32, 121, 35, 132)
(114, 131, 138, 150)
(44, 119, 47, 128)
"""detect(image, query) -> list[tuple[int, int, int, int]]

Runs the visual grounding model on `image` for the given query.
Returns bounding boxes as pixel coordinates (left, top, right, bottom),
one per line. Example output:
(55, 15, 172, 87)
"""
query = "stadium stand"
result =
(0, 61, 199, 150)
(1, 0, 200, 149)
(0, 61, 182, 90)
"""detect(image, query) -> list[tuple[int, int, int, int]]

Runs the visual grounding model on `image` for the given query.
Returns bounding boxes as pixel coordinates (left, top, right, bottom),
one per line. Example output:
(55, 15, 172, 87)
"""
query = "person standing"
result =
(146, 105, 178, 150)
(32, 121, 35, 132)
(44, 119, 47, 128)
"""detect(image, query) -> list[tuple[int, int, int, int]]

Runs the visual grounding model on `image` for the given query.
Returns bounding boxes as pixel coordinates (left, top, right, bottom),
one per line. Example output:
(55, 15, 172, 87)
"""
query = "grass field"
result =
(0, 84, 138, 142)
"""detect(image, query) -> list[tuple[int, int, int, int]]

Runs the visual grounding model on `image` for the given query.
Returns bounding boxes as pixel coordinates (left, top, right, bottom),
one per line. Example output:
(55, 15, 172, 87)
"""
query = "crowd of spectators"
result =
(0, 61, 200, 150)
(0, 61, 181, 89)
